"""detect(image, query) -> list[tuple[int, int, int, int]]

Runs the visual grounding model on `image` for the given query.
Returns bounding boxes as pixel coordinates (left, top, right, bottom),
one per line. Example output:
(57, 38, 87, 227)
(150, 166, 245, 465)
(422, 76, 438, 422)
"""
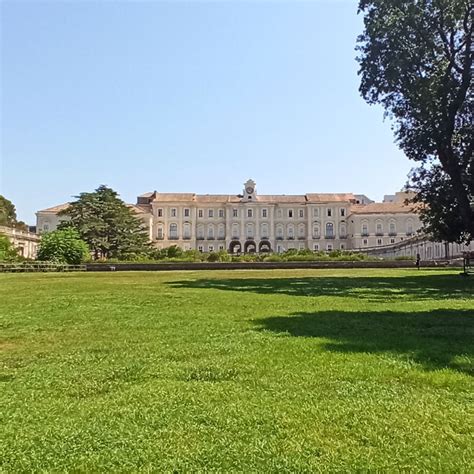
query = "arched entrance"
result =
(259, 240, 272, 253)
(244, 240, 257, 253)
(229, 240, 242, 254)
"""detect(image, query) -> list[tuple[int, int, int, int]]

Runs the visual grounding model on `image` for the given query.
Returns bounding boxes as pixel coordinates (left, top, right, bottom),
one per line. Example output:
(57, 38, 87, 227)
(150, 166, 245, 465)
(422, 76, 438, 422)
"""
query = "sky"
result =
(1, 0, 412, 224)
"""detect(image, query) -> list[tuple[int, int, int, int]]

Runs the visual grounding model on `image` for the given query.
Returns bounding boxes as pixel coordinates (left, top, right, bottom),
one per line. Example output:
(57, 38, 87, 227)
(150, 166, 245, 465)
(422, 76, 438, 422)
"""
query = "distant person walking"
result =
(416, 253, 421, 270)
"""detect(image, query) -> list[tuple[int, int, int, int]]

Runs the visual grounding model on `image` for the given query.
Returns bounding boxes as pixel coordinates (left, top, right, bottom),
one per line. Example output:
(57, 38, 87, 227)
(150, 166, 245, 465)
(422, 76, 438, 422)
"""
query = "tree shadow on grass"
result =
(254, 309, 474, 375)
(170, 274, 473, 302)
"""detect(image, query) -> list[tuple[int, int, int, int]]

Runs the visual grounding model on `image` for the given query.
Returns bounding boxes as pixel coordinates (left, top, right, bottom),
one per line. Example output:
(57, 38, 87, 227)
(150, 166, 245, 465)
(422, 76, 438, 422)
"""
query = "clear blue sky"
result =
(1, 0, 412, 224)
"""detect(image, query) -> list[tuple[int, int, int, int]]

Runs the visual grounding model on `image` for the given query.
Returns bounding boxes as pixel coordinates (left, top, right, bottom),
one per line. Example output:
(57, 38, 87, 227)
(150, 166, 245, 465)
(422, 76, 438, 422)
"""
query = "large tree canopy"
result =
(0, 195, 27, 230)
(58, 185, 151, 259)
(357, 0, 473, 243)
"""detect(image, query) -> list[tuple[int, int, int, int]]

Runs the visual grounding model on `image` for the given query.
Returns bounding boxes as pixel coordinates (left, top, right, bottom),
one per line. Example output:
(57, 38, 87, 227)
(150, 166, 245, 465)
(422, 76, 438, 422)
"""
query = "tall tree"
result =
(0, 195, 28, 231)
(58, 185, 151, 259)
(357, 0, 473, 243)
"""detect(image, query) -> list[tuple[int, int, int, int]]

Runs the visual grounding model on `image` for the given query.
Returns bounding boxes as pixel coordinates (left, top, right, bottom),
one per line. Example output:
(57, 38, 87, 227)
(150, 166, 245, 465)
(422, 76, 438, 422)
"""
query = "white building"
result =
(37, 180, 426, 254)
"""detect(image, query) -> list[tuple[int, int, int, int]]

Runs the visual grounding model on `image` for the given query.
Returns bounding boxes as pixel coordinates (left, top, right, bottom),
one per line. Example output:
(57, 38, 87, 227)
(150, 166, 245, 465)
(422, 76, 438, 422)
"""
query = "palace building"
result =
(36, 180, 425, 254)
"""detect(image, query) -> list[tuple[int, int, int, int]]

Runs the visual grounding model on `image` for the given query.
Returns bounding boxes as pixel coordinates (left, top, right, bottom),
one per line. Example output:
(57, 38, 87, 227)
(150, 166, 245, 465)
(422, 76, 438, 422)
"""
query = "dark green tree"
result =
(37, 228, 90, 264)
(357, 0, 473, 243)
(0, 195, 28, 230)
(58, 185, 151, 259)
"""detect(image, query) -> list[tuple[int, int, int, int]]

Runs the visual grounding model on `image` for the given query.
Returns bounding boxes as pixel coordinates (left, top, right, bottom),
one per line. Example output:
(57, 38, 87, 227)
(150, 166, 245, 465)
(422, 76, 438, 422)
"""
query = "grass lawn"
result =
(1, 268, 473, 471)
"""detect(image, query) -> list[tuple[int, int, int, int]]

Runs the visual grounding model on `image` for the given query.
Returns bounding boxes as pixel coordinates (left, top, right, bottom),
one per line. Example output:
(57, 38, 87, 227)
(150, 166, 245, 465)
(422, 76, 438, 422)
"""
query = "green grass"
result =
(1, 269, 473, 472)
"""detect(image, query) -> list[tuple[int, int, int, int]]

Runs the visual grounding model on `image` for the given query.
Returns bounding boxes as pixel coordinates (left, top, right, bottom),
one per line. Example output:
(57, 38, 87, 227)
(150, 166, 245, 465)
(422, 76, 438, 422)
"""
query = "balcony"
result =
(217, 236, 226, 240)
(155, 236, 164, 240)
(196, 236, 205, 240)
(361, 232, 369, 237)
(288, 236, 295, 240)
(183, 236, 191, 240)
(276, 236, 284, 241)
(169, 236, 179, 240)
(375, 232, 384, 237)
(312, 235, 321, 240)
(339, 235, 348, 239)
(388, 232, 397, 237)
(298, 236, 306, 240)
(207, 237, 215, 240)
(325, 235, 335, 239)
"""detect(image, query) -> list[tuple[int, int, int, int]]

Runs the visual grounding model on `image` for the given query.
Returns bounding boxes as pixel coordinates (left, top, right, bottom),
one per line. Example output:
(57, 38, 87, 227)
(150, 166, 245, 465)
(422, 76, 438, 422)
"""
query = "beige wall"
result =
(0, 226, 40, 259)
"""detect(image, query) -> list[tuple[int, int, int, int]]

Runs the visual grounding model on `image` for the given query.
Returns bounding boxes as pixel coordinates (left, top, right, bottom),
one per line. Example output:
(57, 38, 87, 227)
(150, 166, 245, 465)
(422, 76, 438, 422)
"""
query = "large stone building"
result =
(37, 180, 427, 254)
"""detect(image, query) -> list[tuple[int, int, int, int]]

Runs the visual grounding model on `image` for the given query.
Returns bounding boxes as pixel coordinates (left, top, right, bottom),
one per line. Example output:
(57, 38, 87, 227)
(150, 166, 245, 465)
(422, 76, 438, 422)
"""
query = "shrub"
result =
(37, 229, 89, 264)
(0, 234, 20, 262)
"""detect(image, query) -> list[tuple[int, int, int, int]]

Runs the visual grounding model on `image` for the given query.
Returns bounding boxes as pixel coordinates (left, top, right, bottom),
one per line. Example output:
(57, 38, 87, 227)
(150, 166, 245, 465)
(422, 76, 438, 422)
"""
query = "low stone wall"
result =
(86, 260, 460, 272)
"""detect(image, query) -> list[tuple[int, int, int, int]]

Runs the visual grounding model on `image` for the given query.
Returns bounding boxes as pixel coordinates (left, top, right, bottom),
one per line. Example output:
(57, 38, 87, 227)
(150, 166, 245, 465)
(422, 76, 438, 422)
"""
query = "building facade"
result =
(37, 180, 430, 254)
(0, 225, 40, 259)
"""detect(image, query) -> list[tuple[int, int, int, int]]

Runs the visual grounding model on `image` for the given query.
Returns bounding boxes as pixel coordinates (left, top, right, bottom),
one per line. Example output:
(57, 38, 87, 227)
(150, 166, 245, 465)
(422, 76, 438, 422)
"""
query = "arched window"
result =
(183, 223, 191, 239)
(406, 219, 414, 235)
(156, 225, 164, 239)
(207, 225, 214, 238)
(389, 221, 396, 235)
(246, 223, 254, 238)
(361, 222, 369, 236)
(261, 223, 269, 238)
(340, 224, 346, 237)
(287, 225, 294, 238)
(218, 224, 225, 238)
(325, 222, 334, 237)
(232, 223, 240, 238)
(169, 223, 178, 238)
(276, 225, 284, 238)
(298, 224, 305, 237)
(197, 225, 204, 238)
(313, 224, 320, 238)
(376, 221, 383, 235)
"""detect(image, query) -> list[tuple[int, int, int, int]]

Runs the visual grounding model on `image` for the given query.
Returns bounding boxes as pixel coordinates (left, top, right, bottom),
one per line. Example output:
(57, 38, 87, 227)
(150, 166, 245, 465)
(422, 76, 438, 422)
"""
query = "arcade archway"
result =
(229, 240, 242, 254)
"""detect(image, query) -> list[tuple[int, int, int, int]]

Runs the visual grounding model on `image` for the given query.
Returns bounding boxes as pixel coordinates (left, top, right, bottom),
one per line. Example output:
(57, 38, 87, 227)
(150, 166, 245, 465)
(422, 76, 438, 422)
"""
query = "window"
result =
(288, 210, 293, 218)
(247, 209, 253, 218)
(261, 223, 269, 238)
(363, 239, 368, 245)
(325, 222, 334, 237)
(183, 223, 191, 239)
(232, 223, 239, 238)
(233, 209, 238, 218)
(361, 223, 369, 236)
(377, 238, 382, 245)
(208, 209, 214, 218)
(340, 244, 345, 250)
(340, 224, 346, 237)
(262, 209, 267, 218)
(171, 208, 177, 217)
(208, 245, 214, 252)
(197, 225, 204, 238)
(218, 209, 224, 218)
(277, 209, 283, 218)
(156, 226, 164, 239)
(298, 224, 305, 237)
(314, 244, 319, 251)
(43, 223, 50, 231)
(299, 209, 304, 218)
(313, 224, 320, 238)
(184, 208, 190, 217)
(390, 238, 395, 244)
(246, 223, 254, 238)
(276, 226, 284, 238)
(287, 225, 294, 238)
(340, 208, 345, 217)
(169, 223, 178, 238)
(207, 226, 214, 238)
(198, 209, 203, 218)
(277, 245, 282, 253)
(389, 222, 396, 234)
(157, 208, 163, 217)
(327, 244, 333, 251)
(198, 246, 203, 252)
(376, 222, 383, 235)
(327, 209, 332, 217)
(219, 245, 224, 251)
(313, 208, 319, 217)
